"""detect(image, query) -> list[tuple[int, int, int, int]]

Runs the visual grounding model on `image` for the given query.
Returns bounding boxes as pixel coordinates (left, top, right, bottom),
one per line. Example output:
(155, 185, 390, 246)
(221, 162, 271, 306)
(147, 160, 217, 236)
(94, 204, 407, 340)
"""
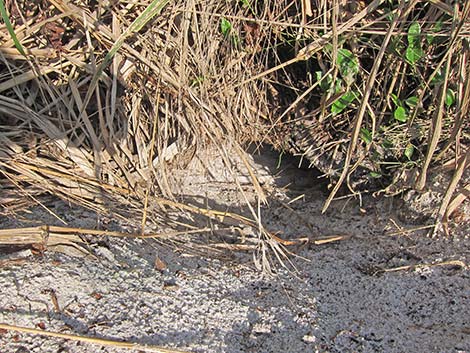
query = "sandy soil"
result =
(1, 146, 469, 353)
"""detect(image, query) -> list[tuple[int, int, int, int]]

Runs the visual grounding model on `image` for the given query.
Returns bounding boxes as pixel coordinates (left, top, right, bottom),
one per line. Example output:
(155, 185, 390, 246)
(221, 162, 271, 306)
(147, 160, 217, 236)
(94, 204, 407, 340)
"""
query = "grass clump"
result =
(0, 0, 469, 252)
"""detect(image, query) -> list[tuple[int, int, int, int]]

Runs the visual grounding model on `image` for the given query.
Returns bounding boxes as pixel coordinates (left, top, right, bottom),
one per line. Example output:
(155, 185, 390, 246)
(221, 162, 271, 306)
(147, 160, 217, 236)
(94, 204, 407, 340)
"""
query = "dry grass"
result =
(0, 1, 268, 216)
(0, 323, 188, 352)
(0, 0, 469, 260)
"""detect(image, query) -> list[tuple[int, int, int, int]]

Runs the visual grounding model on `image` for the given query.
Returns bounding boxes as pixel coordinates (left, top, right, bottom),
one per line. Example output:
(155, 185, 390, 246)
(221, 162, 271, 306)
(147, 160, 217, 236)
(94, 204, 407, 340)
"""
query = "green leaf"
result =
(408, 22, 421, 46)
(431, 68, 444, 86)
(316, 71, 333, 91)
(426, 34, 434, 45)
(190, 76, 205, 87)
(220, 18, 232, 37)
(433, 20, 443, 32)
(240, 0, 256, 14)
(394, 106, 407, 122)
(337, 48, 359, 85)
(0, 0, 26, 56)
(331, 91, 357, 115)
(404, 144, 414, 160)
(390, 93, 399, 107)
(445, 88, 455, 107)
(369, 171, 382, 179)
(382, 139, 394, 149)
(427, 20, 443, 45)
(334, 78, 343, 94)
(406, 46, 424, 65)
(406, 22, 424, 65)
(360, 128, 372, 144)
(405, 96, 418, 108)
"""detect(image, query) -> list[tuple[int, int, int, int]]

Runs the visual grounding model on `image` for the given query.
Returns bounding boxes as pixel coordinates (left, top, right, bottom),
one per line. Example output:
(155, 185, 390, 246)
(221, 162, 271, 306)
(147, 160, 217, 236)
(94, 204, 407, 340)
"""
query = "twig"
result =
(0, 323, 188, 353)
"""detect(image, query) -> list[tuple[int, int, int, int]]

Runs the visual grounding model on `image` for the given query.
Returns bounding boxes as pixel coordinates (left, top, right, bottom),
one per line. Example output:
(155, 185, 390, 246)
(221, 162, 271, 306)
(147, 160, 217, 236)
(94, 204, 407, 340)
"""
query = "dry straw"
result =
(0, 0, 469, 251)
(0, 323, 189, 353)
